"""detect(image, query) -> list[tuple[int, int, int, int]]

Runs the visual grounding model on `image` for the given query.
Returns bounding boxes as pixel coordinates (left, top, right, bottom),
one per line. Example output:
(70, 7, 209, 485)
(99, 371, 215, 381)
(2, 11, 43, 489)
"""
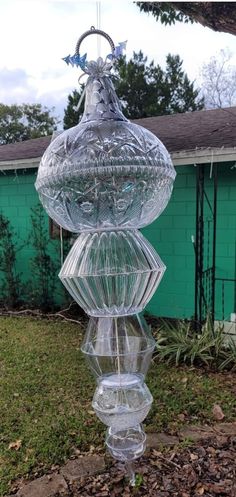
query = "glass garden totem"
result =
(35, 27, 176, 484)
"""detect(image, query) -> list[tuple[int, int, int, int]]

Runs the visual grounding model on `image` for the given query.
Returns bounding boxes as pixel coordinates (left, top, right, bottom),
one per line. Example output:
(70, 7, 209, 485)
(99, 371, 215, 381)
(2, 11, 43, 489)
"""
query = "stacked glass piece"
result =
(35, 33, 176, 477)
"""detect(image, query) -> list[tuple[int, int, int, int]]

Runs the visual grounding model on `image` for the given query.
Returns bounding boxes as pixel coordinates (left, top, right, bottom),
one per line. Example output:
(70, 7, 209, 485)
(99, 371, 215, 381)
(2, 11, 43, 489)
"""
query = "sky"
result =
(1, 0, 236, 126)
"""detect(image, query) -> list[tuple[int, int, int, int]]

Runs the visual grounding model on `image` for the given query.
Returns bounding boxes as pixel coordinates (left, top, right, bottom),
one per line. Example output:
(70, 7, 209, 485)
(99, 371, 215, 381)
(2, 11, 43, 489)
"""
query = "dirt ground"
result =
(69, 435, 236, 497)
(12, 426, 236, 497)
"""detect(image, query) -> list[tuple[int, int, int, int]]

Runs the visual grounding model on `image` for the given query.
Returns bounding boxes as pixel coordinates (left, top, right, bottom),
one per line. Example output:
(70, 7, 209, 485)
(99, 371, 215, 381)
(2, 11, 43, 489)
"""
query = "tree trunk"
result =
(170, 2, 236, 36)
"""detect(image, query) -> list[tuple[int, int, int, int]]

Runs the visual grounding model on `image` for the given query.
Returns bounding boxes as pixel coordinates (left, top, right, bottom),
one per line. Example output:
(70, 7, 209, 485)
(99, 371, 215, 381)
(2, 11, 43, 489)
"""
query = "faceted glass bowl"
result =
(59, 229, 166, 316)
(92, 374, 153, 429)
(35, 120, 176, 232)
(81, 314, 155, 378)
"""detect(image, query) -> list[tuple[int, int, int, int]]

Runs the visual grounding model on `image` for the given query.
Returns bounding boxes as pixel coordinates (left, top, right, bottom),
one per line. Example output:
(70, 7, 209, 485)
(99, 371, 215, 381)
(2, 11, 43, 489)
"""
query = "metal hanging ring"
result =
(75, 26, 115, 57)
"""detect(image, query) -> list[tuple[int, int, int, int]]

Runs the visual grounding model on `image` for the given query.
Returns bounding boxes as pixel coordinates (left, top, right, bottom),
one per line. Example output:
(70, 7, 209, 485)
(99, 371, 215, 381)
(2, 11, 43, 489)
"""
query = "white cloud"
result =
(0, 67, 35, 103)
(1, 0, 236, 122)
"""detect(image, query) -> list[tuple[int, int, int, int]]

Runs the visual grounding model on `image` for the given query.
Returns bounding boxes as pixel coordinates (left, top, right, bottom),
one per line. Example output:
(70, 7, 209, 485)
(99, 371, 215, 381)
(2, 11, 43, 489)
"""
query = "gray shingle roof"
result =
(1, 107, 236, 162)
(134, 107, 236, 152)
(0, 136, 51, 161)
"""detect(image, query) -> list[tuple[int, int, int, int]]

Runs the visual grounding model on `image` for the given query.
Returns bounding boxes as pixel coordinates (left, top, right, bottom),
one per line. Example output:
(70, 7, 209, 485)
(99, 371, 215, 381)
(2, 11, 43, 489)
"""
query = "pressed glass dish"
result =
(59, 229, 166, 316)
(92, 374, 153, 429)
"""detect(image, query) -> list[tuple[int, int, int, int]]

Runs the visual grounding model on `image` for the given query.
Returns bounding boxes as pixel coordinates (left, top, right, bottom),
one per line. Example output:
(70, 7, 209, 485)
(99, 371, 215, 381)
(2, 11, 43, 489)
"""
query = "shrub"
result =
(219, 337, 236, 371)
(27, 204, 58, 311)
(0, 212, 24, 308)
(155, 316, 225, 367)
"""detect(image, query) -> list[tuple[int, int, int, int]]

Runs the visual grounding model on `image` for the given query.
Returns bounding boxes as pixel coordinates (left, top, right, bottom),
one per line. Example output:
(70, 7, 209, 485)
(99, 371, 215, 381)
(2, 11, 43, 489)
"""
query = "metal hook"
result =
(75, 26, 115, 57)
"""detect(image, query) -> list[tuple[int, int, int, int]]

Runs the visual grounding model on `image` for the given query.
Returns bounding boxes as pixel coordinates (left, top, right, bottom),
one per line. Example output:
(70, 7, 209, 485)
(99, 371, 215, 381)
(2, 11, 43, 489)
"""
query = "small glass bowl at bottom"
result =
(106, 424, 146, 461)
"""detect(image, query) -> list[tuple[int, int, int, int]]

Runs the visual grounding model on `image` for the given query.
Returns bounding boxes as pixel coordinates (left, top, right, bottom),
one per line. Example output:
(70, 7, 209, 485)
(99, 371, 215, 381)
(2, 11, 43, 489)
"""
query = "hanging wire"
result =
(60, 226, 64, 266)
(96, 1, 101, 57)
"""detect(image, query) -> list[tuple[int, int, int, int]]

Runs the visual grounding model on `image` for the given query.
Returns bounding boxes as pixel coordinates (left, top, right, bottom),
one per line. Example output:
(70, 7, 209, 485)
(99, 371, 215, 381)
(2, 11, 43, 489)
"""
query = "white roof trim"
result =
(0, 157, 40, 171)
(0, 147, 236, 170)
(172, 147, 236, 166)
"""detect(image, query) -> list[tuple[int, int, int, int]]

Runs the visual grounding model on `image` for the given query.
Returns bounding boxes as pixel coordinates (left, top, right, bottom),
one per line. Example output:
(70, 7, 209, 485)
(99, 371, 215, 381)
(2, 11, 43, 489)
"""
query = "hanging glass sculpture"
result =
(35, 26, 176, 484)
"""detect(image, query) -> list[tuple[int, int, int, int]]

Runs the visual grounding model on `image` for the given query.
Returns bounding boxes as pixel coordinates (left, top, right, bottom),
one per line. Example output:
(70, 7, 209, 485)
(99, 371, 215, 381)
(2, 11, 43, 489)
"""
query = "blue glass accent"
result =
(62, 54, 71, 65)
(62, 53, 87, 69)
(122, 181, 134, 192)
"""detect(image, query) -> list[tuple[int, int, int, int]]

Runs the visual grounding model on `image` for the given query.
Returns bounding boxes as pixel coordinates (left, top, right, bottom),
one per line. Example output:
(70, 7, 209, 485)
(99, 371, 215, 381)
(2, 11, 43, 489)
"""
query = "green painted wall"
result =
(143, 163, 236, 320)
(0, 163, 235, 319)
(0, 168, 65, 305)
(213, 163, 236, 321)
(142, 165, 196, 319)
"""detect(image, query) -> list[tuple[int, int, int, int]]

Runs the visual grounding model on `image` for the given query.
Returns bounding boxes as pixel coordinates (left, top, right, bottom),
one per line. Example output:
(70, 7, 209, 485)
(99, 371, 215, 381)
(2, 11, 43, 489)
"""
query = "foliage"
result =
(0, 103, 58, 144)
(1, 317, 236, 495)
(0, 212, 23, 308)
(136, 2, 236, 36)
(136, 2, 194, 26)
(155, 317, 225, 366)
(27, 204, 58, 311)
(200, 48, 236, 108)
(63, 86, 85, 129)
(115, 51, 204, 119)
(134, 473, 143, 488)
(64, 51, 204, 124)
(219, 337, 236, 371)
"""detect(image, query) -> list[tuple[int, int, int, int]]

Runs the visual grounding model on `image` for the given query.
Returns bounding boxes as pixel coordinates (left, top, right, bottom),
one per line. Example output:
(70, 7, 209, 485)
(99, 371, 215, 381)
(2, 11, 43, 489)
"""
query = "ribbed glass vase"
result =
(59, 229, 166, 316)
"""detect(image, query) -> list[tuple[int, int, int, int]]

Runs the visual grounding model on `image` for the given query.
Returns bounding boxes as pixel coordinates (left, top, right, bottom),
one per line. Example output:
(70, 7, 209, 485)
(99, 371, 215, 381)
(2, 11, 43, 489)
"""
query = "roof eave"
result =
(172, 147, 236, 166)
(0, 147, 236, 171)
(0, 157, 40, 171)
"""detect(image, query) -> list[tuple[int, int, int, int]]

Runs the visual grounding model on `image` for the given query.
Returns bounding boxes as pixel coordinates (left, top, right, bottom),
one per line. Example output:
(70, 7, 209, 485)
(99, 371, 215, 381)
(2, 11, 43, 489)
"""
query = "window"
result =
(49, 218, 71, 239)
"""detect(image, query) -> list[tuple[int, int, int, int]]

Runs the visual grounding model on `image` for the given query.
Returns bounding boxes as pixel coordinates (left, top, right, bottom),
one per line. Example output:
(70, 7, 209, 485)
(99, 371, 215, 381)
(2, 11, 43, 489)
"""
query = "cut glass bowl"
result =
(35, 66, 176, 232)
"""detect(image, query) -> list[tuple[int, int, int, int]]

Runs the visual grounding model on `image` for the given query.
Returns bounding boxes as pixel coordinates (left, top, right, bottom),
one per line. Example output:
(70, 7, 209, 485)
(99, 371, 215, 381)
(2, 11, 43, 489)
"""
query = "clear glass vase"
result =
(59, 229, 166, 316)
(81, 314, 155, 379)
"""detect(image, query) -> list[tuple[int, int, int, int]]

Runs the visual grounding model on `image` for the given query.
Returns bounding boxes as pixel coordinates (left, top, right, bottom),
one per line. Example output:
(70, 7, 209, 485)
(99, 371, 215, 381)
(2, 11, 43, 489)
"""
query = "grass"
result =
(146, 362, 236, 431)
(0, 317, 236, 495)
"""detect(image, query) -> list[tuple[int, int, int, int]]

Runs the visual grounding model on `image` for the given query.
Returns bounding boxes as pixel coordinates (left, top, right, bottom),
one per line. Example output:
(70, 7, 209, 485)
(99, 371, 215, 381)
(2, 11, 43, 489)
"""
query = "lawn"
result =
(0, 316, 236, 496)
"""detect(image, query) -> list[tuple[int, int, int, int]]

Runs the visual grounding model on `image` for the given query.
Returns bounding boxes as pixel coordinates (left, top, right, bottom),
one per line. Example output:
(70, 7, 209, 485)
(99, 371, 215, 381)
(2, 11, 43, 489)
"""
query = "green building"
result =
(0, 107, 235, 322)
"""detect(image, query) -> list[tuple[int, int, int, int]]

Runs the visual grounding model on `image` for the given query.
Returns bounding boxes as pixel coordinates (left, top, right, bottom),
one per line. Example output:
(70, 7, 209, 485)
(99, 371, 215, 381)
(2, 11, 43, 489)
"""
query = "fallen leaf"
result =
(196, 485, 205, 495)
(212, 404, 225, 421)
(8, 439, 22, 450)
(190, 453, 198, 461)
(152, 449, 162, 457)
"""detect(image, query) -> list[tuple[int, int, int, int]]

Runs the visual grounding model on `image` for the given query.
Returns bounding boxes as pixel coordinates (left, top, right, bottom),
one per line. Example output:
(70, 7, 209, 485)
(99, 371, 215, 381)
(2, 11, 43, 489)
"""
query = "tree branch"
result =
(137, 2, 236, 36)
